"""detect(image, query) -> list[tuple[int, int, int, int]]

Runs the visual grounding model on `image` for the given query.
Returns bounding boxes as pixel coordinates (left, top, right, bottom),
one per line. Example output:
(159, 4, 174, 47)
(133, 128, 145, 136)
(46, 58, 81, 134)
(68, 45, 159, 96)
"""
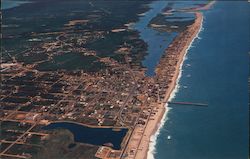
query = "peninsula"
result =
(123, 12, 203, 159)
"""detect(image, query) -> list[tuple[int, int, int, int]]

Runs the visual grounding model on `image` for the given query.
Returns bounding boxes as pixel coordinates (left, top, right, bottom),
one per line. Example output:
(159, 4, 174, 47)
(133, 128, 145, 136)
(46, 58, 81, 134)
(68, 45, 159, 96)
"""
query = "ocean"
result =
(152, 1, 249, 159)
(1, 0, 30, 10)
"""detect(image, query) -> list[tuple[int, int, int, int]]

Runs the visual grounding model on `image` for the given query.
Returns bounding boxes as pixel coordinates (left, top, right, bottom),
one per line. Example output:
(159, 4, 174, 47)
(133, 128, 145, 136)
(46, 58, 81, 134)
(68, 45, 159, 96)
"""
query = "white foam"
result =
(147, 15, 204, 159)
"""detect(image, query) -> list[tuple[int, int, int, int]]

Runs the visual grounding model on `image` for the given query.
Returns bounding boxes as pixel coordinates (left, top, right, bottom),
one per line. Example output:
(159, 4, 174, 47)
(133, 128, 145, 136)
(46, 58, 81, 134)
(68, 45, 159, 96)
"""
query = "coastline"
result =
(144, 2, 216, 159)
(147, 12, 204, 159)
(122, 12, 203, 159)
(122, 2, 215, 159)
(143, 12, 203, 159)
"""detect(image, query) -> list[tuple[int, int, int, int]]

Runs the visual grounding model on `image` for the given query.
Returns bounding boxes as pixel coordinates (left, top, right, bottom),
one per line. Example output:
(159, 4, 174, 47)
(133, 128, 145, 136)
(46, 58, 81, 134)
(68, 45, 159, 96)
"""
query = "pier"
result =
(168, 101, 208, 107)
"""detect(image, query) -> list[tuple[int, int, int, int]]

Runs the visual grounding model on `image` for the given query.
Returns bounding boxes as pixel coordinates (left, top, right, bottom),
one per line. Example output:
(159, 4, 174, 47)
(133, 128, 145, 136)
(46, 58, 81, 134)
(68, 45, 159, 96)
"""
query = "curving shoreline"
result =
(122, 12, 204, 159)
(145, 2, 216, 159)
(142, 12, 204, 159)
(122, 2, 216, 158)
(147, 12, 204, 159)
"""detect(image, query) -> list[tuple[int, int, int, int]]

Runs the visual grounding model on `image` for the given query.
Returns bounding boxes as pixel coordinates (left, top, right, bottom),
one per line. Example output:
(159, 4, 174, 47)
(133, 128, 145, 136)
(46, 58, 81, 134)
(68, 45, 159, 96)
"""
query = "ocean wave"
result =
(147, 14, 204, 159)
(147, 105, 171, 159)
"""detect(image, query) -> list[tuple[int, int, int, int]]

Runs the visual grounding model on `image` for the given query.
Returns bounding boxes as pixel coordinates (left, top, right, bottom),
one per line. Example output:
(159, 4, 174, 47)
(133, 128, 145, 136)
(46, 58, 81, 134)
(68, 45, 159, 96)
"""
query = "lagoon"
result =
(133, 1, 178, 76)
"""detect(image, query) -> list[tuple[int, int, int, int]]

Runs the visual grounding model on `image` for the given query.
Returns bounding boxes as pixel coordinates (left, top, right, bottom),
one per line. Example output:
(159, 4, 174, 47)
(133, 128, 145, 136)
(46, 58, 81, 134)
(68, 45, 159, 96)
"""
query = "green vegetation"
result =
(149, 14, 195, 32)
(37, 53, 105, 72)
(34, 129, 98, 159)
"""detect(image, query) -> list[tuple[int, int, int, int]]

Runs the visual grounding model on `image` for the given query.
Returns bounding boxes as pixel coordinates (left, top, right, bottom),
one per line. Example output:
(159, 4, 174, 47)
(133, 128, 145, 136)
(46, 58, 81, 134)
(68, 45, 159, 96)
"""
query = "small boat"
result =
(167, 135, 171, 140)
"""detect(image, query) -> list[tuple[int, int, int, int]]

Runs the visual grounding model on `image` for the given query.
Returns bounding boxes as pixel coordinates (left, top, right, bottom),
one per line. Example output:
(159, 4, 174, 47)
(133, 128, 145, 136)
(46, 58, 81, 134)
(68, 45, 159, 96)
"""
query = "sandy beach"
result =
(122, 0, 218, 158)
(146, 12, 203, 159)
(178, 0, 216, 12)
(123, 12, 203, 159)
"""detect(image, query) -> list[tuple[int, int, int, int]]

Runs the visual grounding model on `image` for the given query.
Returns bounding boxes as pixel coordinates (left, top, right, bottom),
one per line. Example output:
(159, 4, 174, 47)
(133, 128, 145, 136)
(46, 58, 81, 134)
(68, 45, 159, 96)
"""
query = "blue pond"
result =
(44, 122, 128, 150)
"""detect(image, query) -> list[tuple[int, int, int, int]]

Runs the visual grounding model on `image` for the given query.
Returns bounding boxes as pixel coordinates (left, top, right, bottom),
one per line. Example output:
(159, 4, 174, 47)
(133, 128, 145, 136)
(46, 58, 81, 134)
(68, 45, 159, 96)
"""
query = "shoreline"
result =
(178, 0, 216, 12)
(144, 1, 216, 158)
(146, 12, 204, 159)
(142, 12, 203, 159)
(122, 1, 215, 158)
(122, 12, 203, 159)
